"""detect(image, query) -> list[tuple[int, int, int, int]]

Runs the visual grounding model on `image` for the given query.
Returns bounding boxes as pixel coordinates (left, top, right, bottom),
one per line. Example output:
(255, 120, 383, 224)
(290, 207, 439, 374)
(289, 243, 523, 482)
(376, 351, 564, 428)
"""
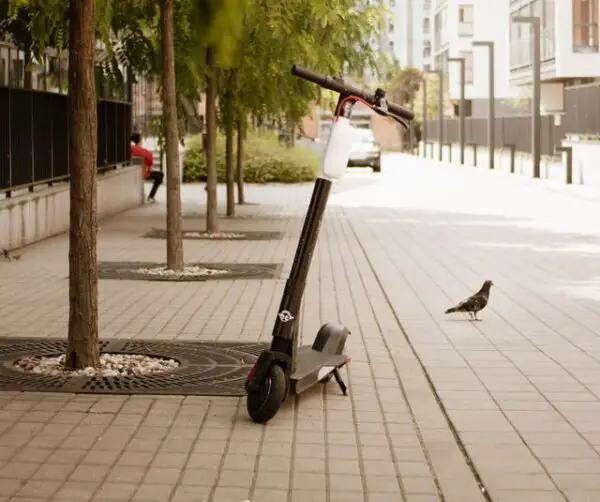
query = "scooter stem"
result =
(269, 178, 332, 359)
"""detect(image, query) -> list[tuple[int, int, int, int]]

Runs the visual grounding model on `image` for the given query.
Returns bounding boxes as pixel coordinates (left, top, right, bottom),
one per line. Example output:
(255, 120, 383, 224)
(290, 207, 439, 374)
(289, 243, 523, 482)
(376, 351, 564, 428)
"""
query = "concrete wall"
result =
(0, 165, 144, 251)
(418, 139, 600, 188)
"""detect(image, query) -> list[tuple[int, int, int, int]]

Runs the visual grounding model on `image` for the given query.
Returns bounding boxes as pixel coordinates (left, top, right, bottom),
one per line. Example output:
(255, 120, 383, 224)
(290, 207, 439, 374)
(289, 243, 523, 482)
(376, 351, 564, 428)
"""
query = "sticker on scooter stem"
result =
(278, 310, 295, 323)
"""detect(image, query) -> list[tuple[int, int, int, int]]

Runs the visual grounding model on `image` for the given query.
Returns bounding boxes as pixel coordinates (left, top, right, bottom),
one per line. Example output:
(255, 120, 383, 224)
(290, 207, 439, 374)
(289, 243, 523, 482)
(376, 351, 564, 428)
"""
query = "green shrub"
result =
(182, 132, 319, 184)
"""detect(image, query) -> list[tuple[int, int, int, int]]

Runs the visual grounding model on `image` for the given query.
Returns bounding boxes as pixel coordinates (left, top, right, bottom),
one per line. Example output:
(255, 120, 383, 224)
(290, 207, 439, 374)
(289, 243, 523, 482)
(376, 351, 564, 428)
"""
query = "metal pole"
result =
(409, 95, 414, 152)
(422, 78, 427, 156)
(438, 71, 443, 161)
(459, 60, 465, 164)
(474, 41, 496, 170)
(488, 44, 495, 170)
(449, 58, 465, 165)
(513, 17, 541, 178)
(532, 19, 541, 179)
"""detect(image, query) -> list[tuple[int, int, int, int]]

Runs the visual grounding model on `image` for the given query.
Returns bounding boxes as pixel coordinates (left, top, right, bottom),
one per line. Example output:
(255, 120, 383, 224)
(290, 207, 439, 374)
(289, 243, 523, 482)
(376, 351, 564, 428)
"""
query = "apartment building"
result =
(432, 0, 521, 110)
(510, 0, 600, 114)
(382, 0, 433, 70)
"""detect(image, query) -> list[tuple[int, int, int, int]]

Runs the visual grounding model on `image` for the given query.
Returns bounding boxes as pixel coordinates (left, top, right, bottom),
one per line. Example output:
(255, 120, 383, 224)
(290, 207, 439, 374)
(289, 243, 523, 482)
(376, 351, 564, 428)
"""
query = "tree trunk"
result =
(224, 89, 235, 217)
(236, 116, 245, 205)
(161, 0, 184, 270)
(24, 51, 32, 89)
(65, 0, 100, 369)
(205, 46, 218, 233)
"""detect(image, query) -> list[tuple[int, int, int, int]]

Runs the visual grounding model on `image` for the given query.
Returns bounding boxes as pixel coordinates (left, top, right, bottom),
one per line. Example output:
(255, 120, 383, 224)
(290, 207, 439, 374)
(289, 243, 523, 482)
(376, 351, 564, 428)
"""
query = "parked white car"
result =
(347, 127, 382, 173)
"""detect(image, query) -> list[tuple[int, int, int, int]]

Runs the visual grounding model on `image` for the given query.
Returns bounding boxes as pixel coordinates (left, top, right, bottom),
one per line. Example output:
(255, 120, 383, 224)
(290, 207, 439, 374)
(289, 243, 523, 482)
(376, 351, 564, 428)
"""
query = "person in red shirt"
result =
(130, 133, 164, 203)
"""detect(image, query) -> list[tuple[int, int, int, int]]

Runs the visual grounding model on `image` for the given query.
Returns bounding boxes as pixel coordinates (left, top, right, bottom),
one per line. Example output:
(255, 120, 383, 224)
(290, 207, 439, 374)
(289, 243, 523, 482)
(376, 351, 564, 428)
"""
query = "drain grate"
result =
(98, 261, 281, 282)
(0, 338, 269, 396)
(143, 229, 284, 241)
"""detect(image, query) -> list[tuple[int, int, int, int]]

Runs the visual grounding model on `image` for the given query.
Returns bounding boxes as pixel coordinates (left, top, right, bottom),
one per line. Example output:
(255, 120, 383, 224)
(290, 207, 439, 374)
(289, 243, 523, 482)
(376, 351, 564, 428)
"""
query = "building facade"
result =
(510, 0, 600, 85)
(383, 0, 433, 70)
(431, 0, 600, 117)
(432, 0, 521, 103)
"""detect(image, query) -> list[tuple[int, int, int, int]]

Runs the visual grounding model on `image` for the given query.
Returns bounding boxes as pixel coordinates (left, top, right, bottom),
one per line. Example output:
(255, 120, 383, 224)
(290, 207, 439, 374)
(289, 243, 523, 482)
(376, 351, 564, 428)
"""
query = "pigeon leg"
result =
(473, 312, 480, 321)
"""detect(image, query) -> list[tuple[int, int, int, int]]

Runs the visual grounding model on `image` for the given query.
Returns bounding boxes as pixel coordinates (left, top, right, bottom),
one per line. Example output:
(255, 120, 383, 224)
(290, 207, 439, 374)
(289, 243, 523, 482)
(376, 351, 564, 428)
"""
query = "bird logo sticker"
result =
(278, 310, 295, 323)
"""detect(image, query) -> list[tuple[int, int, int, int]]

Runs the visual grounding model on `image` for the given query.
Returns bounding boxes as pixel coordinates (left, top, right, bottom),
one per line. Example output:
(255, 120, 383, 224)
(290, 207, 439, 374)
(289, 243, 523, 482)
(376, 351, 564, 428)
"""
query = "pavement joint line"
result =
(399, 211, 600, 445)
(382, 210, 595, 494)
(345, 208, 492, 502)
(330, 209, 410, 501)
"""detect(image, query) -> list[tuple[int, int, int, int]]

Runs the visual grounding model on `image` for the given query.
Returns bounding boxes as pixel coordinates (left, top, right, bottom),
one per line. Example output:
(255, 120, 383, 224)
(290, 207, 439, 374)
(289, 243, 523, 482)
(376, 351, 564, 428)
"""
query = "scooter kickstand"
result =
(332, 368, 348, 396)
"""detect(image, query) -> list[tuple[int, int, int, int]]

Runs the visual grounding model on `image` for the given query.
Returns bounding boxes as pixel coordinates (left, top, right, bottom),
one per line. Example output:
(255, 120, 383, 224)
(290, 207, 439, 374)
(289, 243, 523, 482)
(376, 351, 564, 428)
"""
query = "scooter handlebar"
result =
(291, 64, 415, 122)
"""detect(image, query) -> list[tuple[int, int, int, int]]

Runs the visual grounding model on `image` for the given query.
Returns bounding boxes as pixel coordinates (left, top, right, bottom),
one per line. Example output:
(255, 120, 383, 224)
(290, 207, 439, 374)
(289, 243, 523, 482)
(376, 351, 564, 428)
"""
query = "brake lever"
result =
(371, 105, 410, 130)
(372, 88, 411, 130)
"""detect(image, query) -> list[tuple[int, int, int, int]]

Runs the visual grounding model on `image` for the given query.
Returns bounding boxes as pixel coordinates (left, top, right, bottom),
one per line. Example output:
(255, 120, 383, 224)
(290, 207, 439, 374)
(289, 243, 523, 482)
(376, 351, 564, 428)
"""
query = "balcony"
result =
(510, 26, 556, 70)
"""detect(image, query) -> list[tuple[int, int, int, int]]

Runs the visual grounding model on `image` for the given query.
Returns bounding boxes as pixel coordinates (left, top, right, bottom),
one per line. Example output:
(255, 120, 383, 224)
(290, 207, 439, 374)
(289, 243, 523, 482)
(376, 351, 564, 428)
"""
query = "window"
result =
(423, 17, 430, 34)
(458, 5, 473, 36)
(459, 51, 473, 84)
(389, 0, 396, 6)
(573, 0, 599, 52)
(389, 41, 395, 51)
(434, 7, 447, 48)
(389, 22, 394, 33)
(423, 46, 431, 58)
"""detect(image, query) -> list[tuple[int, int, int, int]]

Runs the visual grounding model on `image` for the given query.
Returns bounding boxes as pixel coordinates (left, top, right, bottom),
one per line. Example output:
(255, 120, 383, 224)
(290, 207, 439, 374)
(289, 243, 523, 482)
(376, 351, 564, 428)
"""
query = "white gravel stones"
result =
(134, 265, 230, 276)
(14, 353, 180, 377)
(185, 231, 246, 239)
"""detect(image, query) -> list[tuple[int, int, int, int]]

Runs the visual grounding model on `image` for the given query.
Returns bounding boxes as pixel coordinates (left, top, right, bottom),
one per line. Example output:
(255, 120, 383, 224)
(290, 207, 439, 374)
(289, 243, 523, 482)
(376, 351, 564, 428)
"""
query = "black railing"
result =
(0, 86, 132, 197)
(425, 83, 600, 157)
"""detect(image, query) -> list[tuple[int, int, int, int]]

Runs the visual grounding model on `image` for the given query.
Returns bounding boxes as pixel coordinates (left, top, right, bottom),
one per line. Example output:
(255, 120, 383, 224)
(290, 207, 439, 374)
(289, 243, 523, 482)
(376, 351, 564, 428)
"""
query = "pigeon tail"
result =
(445, 307, 458, 314)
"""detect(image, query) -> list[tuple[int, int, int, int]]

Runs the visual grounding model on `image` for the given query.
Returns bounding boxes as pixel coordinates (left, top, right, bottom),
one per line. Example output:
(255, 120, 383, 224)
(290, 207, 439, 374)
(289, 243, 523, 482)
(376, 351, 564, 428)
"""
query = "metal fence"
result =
(0, 86, 131, 197)
(424, 82, 600, 157)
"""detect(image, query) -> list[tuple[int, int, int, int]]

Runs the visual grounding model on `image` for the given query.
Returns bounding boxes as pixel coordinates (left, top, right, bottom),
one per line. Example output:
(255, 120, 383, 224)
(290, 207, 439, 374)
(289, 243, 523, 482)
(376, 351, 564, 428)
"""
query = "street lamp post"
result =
(421, 77, 428, 157)
(448, 57, 465, 165)
(425, 69, 443, 161)
(512, 16, 541, 178)
(472, 41, 495, 170)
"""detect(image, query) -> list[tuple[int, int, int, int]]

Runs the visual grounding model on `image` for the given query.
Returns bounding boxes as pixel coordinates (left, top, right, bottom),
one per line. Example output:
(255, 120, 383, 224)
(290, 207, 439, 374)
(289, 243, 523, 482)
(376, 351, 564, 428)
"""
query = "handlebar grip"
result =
(388, 103, 415, 121)
(291, 64, 414, 121)
(291, 65, 328, 87)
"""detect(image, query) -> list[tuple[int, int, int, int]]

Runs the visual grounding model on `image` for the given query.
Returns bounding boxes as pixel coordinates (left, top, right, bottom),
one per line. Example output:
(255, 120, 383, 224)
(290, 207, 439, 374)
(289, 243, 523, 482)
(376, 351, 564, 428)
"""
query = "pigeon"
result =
(2, 249, 21, 262)
(445, 280, 494, 321)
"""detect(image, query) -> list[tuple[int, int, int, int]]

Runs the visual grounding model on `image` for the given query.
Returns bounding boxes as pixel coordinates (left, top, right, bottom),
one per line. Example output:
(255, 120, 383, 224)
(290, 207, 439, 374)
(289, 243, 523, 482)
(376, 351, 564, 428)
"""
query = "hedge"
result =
(182, 132, 319, 184)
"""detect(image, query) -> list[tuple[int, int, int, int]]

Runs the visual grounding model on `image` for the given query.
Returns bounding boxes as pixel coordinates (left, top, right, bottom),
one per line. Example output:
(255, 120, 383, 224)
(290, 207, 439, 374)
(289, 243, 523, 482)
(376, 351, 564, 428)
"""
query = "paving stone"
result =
(3, 165, 600, 501)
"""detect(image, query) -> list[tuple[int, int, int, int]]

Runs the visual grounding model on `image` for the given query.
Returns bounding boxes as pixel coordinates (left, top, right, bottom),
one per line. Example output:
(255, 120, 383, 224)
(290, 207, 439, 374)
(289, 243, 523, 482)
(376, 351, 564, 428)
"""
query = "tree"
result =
(66, 0, 100, 369)
(197, 0, 248, 231)
(413, 72, 449, 124)
(388, 67, 422, 107)
(222, 70, 236, 217)
(236, 116, 245, 204)
(160, 0, 183, 270)
(205, 47, 219, 231)
(216, 0, 385, 200)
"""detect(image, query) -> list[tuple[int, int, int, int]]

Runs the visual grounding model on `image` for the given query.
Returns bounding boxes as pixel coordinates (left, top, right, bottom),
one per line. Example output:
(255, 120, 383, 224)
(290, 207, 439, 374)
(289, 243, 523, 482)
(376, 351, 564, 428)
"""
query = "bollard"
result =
(504, 144, 516, 174)
(556, 146, 573, 185)
(467, 143, 477, 166)
(427, 142, 434, 159)
(444, 142, 452, 163)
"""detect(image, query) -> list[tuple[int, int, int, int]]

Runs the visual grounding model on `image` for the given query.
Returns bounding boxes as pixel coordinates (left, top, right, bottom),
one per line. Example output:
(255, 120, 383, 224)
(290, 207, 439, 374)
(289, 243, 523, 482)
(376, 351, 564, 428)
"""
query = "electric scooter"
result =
(245, 65, 414, 423)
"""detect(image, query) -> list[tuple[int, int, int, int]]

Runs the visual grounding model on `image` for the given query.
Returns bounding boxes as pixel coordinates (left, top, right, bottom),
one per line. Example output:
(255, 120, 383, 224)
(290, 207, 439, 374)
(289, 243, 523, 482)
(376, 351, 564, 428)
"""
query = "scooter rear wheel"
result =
(246, 364, 286, 423)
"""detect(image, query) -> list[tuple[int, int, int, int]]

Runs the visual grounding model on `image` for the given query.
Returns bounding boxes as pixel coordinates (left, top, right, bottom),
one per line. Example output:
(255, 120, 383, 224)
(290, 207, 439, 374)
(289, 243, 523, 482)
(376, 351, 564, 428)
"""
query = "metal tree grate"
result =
(0, 338, 269, 396)
(97, 261, 281, 282)
(143, 229, 284, 241)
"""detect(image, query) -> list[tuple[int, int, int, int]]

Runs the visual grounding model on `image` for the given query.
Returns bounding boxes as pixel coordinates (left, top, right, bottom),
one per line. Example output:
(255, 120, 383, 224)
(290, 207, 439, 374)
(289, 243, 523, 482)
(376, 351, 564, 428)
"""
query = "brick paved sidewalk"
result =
(337, 155, 600, 502)
(2, 155, 600, 502)
(0, 172, 484, 502)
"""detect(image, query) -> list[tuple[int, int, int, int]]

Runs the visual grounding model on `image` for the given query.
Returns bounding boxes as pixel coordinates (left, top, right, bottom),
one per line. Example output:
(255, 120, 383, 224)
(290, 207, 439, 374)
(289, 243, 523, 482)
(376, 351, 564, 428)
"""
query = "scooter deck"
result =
(291, 345, 348, 380)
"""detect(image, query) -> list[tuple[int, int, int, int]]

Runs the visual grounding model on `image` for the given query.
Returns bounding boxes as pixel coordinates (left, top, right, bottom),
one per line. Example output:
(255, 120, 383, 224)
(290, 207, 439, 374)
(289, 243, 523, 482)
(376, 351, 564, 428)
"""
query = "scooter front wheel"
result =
(246, 364, 286, 423)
